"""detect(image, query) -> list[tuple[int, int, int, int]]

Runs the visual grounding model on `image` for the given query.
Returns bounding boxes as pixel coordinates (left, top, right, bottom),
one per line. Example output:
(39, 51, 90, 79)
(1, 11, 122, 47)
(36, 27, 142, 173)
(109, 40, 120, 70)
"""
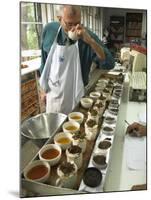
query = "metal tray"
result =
(20, 72, 123, 197)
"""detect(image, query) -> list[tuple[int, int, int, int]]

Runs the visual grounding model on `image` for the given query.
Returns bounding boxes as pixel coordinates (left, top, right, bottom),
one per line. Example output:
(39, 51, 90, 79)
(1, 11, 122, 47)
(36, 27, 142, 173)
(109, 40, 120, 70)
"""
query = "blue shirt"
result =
(40, 22, 115, 86)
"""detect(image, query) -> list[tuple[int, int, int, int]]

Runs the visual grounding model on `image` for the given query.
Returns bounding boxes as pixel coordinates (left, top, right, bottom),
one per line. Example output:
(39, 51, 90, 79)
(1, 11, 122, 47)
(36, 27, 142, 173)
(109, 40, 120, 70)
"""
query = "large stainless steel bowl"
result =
(21, 113, 67, 139)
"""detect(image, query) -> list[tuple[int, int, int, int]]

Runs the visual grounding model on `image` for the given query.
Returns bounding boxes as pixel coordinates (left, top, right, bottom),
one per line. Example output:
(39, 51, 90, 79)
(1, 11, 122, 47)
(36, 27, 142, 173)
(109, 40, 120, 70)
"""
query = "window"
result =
(80, 6, 103, 39)
(20, 2, 43, 61)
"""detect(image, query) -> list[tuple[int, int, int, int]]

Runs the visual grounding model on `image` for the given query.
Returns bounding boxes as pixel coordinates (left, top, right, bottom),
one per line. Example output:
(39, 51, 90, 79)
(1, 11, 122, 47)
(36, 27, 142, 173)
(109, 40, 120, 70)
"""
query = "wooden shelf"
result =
(110, 16, 124, 45)
(126, 13, 142, 41)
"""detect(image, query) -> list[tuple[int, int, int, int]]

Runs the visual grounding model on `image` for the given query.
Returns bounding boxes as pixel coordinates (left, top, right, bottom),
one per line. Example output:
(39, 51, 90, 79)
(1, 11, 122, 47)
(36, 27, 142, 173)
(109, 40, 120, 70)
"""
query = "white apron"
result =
(39, 27, 84, 114)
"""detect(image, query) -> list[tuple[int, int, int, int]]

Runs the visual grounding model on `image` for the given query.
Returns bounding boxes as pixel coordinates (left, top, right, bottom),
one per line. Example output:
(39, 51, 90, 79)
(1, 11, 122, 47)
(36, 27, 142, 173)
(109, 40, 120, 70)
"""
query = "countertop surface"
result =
(104, 101, 146, 192)
(21, 57, 41, 76)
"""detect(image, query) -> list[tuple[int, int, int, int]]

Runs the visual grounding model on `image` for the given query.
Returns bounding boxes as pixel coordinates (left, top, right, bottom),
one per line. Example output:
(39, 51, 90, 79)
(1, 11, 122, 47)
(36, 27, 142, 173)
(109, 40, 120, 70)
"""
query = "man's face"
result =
(60, 8, 81, 33)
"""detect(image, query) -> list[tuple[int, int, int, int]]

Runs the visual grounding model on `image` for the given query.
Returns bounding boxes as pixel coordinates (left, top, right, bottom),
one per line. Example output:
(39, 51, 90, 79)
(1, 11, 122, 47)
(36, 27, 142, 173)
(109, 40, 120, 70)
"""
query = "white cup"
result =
(102, 126, 114, 136)
(97, 79, 109, 84)
(102, 89, 110, 99)
(96, 82, 106, 89)
(89, 91, 101, 100)
(96, 140, 112, 156)
(23, 160, 50, 183)
(84, 121, 98, 141)
(99, 95, 107, 104)
(68, 112, 84, 124)
(68, 31, 78, 41)
(93, 103, 105, 117)
(39, 144, 62, 166)
(62, 121, 80, 134)
(95, 147, 108, 156)
(87, 110, 99, 124)
(54, 132, 72, 151)
(92, 153, 107, 169)
(66, 146, 83, 169)
(72, 137, 87, 153)
(80, 97, 93, 109)
(56, 162, 78, 189)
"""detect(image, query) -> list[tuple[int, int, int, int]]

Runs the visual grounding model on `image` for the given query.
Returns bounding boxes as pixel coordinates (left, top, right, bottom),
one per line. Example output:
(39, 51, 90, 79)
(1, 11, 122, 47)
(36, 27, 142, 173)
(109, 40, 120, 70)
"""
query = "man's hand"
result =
(72, 24, 105, 60)
(74, 24, 92, 44)
(126, 122, 146, 137)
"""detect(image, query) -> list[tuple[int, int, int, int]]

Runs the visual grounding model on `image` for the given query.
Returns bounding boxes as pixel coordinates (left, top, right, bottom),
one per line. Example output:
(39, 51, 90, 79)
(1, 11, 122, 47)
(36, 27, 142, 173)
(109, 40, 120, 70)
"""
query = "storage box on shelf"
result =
(126, 13, 143, 42)
(110, 16, 125, 46)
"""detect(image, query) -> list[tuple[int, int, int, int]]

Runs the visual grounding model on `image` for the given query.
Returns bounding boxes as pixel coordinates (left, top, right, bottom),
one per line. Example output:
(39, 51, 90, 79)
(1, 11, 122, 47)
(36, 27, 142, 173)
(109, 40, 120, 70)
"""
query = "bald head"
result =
(62, 5, 81, 18)
(57, 5, 81, 32)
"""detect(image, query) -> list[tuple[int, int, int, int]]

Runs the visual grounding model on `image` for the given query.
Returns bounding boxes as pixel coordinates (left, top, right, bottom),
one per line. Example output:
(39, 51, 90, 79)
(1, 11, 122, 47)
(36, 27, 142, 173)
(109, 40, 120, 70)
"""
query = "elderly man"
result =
(39, 5, 114, 114)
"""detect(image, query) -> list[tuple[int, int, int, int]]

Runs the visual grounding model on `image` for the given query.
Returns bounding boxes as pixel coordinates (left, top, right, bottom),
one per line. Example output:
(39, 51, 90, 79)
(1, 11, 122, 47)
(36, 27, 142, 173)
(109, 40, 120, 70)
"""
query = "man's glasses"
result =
(62, 18, 81, 29)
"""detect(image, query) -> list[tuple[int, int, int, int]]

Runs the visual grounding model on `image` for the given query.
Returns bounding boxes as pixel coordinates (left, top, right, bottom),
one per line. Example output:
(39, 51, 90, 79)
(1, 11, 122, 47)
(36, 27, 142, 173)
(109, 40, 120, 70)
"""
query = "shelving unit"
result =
(110, 16, 125, 45)
(126, 13, 143, 42)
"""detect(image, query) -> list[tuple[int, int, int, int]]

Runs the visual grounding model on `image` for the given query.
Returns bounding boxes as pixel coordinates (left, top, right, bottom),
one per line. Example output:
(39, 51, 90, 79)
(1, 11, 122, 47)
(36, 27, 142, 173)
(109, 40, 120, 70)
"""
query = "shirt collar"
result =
(60, 27, 68, 44)
(57, 27, 76, 45)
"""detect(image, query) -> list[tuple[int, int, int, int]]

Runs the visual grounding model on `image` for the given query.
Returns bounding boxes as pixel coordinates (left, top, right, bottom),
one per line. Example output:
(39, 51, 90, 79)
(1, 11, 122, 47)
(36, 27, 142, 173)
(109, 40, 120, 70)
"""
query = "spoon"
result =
(125, 120, 130, 126)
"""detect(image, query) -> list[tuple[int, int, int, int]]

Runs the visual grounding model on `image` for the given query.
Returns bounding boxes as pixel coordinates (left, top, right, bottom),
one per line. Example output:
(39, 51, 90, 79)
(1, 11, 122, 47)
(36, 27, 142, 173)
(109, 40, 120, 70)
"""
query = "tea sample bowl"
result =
(66, 145, 83, 169)
(108, 108, 119, 115)
(54, 132, 72, 150)
(89, 91, 101, 99)
(23, 160, 50, 183)
(95, 86, 103, 92)
(87, 109, 99, 124)
(62, 121, 80, 134)
(39, 144, 62, 166)
(103, 88, 110, 94)
(113, 91, 122, 99)
(102, 126, 114, 135)
(92, 154, 107, 169)
(68, 112, 84, 124)
(104, 116, 116, 124)
(98, 140, 112, 150)
(57, 161, 77, 177)
(109, 99, 119, 109)
(114, 88, 123, 94)
(96, 82, 106, 89)
(56, 161, 78, 188)
(85, 119, 98, 141)
(114, 85, 123, 90)
(99, 95, 107, 104)
(80, 97, 93, 109)
(93, 101, 105, 114)
(97, 79, 108, 84)
(83, 167, 102, 187)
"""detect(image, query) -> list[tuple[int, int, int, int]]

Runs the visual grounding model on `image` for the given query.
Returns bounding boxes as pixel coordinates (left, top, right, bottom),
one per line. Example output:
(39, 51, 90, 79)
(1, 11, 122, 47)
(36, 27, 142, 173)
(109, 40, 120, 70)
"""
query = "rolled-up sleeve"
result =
(89, 30, 115, 70)
(94, 46, 115, 70)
